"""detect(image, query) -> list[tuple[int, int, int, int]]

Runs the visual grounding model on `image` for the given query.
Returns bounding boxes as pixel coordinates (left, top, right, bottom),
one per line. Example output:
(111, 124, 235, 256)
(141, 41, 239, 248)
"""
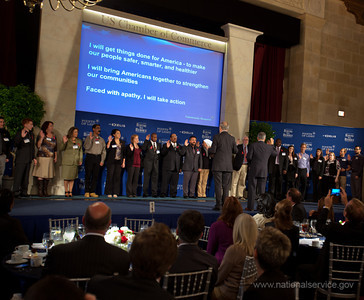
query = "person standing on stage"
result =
(209, 121, 238, 210)
(32, 121, 58, 197)
(268, 138, 288, 201)
(179, 135, 202, 198)
(141, 133, 161, 198)
(336, 148, 351, 192)
(61, 127, 83, 197)
(125, 134, 142, 197)
(246, 132, 277, 211)
(231, 136, 249, 199)
(351, 145, 364, 200)
(160, 133, 182, 198)
(0, 117, 11, 188)
(297, 143, 310, 200)
(197, 139, 212, 198)
(310, 148, 324, 202)
(13, 118, 37, 197)
(83, 124, 106, 198)
(105, 129, 125, 198)
(286, 145, 298, 189)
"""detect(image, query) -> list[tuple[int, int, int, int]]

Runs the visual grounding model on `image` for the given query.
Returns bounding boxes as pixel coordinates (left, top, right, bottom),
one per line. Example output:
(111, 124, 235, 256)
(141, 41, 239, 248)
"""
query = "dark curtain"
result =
(250, 42, 286, 122)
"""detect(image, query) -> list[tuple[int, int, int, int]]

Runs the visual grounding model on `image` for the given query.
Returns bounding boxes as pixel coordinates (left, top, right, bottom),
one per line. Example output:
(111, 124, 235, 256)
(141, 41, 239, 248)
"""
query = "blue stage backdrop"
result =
(256, 121, 364, 197)
(74, 111, 218, 196)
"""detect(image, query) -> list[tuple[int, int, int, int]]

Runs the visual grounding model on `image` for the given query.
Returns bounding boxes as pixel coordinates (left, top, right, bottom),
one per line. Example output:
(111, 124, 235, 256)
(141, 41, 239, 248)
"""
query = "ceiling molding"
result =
(342, 0, 364, 25)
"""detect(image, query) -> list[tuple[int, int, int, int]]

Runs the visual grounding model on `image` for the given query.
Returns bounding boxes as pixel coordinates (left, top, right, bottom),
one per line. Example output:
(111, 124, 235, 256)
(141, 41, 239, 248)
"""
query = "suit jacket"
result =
(43, 234, 130, 278)
(291, 203, 307, 223)
(209, 131, 238, 172)
(268, 146, 288, 175)
(14, 130, 35, 163)
(233, 144, 248, 171)
(88, 274, 173, 300)
(141, 140, 161, 170)
(310, 157, 325, 176)
(61, 138, 83, 166)
(0, 128, 11, 159)
(106, 139, 126, 166)
(244, 269, 295, 300)
(167, 244, 218, 297)
(179, 145, 202, 172)
(125, 144, 142, 168)
(161, 143, 182, 171)
(247, 141, 278, 178)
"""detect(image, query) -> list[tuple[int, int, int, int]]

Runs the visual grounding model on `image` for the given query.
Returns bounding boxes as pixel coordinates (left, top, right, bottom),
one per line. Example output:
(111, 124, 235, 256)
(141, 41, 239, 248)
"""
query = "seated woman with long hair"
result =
(207, 196, 243, 265)
(212, 213, 258, 300)
(266, 199, 299, 278)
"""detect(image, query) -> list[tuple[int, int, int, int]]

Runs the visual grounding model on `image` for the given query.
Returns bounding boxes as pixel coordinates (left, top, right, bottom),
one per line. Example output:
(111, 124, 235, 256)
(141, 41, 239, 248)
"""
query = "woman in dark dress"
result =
(286, 145, 298, 189)
(310, 148, 325, 202)
(126, 134, 142, 197)
(105, 129, 126, 197)
(321, 152, 340, 196)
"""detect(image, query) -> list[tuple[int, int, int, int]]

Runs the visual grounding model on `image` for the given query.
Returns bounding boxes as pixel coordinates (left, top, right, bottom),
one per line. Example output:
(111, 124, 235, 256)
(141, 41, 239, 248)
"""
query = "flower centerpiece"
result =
(105, 226, 135, 251)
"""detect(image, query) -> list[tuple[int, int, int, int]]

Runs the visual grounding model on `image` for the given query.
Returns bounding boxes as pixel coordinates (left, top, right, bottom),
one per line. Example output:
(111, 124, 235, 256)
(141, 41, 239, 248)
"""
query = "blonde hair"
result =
(232, 213, 258, 256)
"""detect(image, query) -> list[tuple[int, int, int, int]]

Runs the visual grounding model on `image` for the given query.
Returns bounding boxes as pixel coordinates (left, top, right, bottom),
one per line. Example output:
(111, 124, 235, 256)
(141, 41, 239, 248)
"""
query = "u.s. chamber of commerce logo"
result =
(302, 131, 315, 138)
(81, 119, 99, 126)
(344, 133, 354, 142)
(283, 128, 293, 138)
(135, 122, 147, 133)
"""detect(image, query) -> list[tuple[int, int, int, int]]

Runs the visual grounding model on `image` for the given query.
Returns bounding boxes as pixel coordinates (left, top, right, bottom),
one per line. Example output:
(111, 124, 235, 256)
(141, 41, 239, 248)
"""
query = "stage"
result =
(10, 196, 345, 244)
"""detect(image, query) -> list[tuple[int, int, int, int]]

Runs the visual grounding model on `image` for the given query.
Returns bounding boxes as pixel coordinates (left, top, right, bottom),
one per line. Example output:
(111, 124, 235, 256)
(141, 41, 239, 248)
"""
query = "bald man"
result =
(43, 202, 130, 278)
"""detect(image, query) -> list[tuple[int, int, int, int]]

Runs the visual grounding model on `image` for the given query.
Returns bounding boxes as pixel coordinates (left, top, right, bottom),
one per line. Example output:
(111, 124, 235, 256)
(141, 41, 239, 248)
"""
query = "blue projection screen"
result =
(76, 22, 224, 127)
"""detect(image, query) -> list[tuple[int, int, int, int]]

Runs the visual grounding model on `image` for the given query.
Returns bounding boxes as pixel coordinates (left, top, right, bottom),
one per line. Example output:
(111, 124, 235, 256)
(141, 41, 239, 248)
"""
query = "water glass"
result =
(42, 233, 54, 253)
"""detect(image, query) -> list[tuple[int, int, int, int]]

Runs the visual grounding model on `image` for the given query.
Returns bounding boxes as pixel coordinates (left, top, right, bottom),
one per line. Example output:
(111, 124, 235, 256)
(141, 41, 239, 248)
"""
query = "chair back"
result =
(69, 277, 90, 291)
(162, 267, 213, 300)
(315, 243, 364, 300)
(124, 217, 154, 233)
(237, 256, 258, 300)
(198, 226, 210, 250)
(49, 217, 79, 233)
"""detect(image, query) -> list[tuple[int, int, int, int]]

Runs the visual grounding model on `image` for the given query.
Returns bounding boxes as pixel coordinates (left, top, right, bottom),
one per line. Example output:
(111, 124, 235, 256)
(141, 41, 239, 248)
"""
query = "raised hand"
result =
(196, 141, 200, 148)
(347, 154, 351, 161)
(310, 154, 313, 159)
(21, 128, 28, 138)
(130, 144, 134, 151)
(89, 132, 93, 140)
(108, 135, 113, 142)
(39, 130, 45, 139)
(146, 134, 150, 141)
(62, 136, 68, 144)
(184, 139, 188, 146)
(166, 140, 171, 148)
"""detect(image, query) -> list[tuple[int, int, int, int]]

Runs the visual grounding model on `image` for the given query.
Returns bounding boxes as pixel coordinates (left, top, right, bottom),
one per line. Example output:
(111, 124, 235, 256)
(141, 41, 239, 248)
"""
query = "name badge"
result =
(3, 138, 9, 142)
(46, 137, 52, 141)
(156, 150, 160, 154)
(73, 145, 78, 149)
(342, 159, 346, 161)
(197, 151, 200, 155)
(24, 139, 30, 143)
(303, 157, 306, 160)
(112, 144, 117, 148)
(282, 152, 286, 156)
(95, 141, 100, 144)
(294, 157, 297, 160)
(318, 160, 322, 163)
(356, 157, 358, 160)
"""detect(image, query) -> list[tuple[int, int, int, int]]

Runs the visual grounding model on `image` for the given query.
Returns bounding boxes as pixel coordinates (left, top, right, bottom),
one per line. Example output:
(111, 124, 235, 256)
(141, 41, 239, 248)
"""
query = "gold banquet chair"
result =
(314, 243, 364, 300)
(69, 277, 91, 291)
(49, 217, 79, 233)
(236, 256, 258, 300)
(124, 217, 154, 233)
(162, 267, 213, 300)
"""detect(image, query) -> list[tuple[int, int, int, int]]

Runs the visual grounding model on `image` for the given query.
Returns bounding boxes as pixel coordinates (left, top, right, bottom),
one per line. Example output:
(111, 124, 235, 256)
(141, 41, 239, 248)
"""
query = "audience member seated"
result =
(212, 213, 258, 300)
(207, 196, 243, 264)
(88, 223, 177, 300)
(286, 188, 306, 222)
(0, 189, 28, 300)
(43, 202, 130, 278)
(308, 195, 334, 222)
(244, 227, 294, 300)
(266, 199, 299, 278)
(252, 193, 276, 230)
(168, 210, 218, 297)
(24, 275, 95, 300)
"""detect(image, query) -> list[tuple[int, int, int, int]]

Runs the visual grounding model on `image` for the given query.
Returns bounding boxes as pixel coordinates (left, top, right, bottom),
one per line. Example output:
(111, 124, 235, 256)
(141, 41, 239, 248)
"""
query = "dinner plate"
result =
(32, 243, 45, 250)
(6, 259, 28, 265)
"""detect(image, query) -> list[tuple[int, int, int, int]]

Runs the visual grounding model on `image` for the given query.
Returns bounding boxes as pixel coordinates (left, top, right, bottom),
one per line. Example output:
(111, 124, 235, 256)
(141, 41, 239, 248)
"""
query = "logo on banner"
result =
(323, 134, 336, 138)
(81, 119, 99, 126)
(180, 130, 193, 135)
(305, 142, 313, 152)
(202, 129, 212, 139)
(345, 133, 354, 142)
(302, 131, 315, 138)
(322, 145, 336, 152)
(157, 127, 172, 134)
(109, 122, 126, 128)
(283, 128, 293, 138)
(135, 122, 147, 133)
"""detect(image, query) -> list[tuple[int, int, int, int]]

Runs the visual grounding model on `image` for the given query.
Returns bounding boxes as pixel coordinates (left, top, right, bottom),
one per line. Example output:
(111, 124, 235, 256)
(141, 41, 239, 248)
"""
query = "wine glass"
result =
(301, 219, 309, 237)
(51, 227, 63, 245)
(42, 233, 54, 253)
(310, 220, 317, 236)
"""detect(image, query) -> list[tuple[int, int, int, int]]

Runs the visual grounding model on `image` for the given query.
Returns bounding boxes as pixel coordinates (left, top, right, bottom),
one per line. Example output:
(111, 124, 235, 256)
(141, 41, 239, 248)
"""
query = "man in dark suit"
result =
(168, 210, 218, 298)
(287, 188, 306, 222)
(88, 223, 177, 300)
(13, 118, 37, 197)
(244, 227, 294, 299)
(247, 132, 278, 211)
(209, 121, 238, 210)
(141, 133, 161, 197)
(43, 202, 130, 278)
(268, 138, 288, 200)
(179, 136, 202, 198)
(160, 133, 182, 198)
